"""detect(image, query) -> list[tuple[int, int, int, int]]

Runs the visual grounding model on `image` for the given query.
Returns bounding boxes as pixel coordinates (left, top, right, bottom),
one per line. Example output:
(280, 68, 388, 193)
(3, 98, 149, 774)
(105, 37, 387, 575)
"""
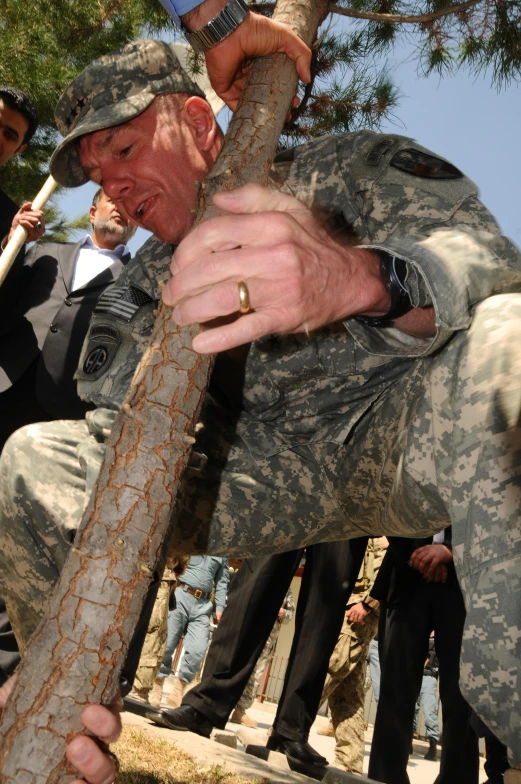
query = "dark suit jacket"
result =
(0, 239, 125, 419)
(371, 528, 454, 605)
(0, 187, 18, 243)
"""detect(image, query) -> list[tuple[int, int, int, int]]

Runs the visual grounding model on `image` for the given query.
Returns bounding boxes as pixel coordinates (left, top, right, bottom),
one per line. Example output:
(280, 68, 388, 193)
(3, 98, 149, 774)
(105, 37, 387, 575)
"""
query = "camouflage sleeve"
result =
(281, 585, 295, 624)
(361, 536, 388, 610)
(334, 132, 521, 357)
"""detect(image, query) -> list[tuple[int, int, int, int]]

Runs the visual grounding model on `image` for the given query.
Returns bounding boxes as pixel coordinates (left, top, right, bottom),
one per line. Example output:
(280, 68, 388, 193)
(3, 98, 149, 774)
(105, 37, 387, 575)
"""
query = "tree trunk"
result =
(0, 0, 327, 780)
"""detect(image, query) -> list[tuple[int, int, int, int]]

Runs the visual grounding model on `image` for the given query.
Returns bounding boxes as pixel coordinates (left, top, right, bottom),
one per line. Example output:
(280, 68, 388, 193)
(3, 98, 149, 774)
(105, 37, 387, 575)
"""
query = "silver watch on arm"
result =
(183, 0, 250, 52)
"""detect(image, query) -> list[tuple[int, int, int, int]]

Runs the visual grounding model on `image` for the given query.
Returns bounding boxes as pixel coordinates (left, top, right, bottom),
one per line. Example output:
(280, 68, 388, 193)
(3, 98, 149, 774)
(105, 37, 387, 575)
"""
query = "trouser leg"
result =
(237, 623, 280, 712)
(368, 581, 432, 784)
(367, 638, 381, 705)
(0, 420, 91, 644)
(329, 656, 367, 774)
(134, 579, 171, 691)
(432, 578, 479, 784)
(177, 600, 211, 684)
(159, 590, 190, 678)
(421, 675, 440, 742)
(484, 731, 510, 782)
(273, 538, 368, 742)
(184, 550, 302, 728)
(325, 614, 378, 774)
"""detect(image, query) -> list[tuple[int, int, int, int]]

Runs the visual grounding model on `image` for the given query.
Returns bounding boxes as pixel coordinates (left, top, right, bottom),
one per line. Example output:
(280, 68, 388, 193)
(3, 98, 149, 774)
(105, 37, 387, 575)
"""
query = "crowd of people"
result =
(0, 0, 520, 782)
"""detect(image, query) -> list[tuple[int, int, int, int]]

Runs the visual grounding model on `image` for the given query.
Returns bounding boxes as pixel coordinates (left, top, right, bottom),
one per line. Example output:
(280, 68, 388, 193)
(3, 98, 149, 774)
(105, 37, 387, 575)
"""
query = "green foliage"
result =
(42, 201, 91, 243)
(0, 0, 175, 235)
(279, 0, 521, 145)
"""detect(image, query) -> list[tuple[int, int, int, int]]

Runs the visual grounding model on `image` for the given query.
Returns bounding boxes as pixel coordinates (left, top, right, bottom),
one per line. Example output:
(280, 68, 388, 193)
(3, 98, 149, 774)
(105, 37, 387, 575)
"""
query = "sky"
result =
(55, 32, 521, 254)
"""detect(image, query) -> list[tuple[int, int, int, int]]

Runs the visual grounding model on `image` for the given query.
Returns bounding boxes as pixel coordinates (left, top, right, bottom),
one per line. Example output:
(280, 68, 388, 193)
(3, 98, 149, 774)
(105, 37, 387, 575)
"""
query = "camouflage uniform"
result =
(321, 538, 386, 774)
(133, 557, 188, 692)
(236, 587, 294, 712)
(1, 126, 521, 761)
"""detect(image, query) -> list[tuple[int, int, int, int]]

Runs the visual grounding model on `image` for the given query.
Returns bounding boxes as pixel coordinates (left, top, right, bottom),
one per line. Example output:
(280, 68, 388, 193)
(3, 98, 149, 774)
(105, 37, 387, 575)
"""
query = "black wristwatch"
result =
(355, 252, 413, 327)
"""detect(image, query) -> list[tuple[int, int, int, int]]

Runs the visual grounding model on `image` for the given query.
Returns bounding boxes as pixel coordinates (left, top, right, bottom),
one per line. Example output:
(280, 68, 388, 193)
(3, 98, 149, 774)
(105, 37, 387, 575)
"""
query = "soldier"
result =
(0, 40, 521, 776)
(126, 554, 189, 711)
(318, 537, 386, 775)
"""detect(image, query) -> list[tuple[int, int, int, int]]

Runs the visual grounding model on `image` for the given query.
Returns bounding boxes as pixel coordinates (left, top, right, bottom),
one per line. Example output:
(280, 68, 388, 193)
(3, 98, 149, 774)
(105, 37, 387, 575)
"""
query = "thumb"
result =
(213, 183, 305, 216)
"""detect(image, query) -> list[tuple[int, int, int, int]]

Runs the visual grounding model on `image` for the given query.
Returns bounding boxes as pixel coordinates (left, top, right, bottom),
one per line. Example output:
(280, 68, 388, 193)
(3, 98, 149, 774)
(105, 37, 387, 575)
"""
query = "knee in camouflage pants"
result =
(0, 296, 521, 762)
(321, 613, 379, 774)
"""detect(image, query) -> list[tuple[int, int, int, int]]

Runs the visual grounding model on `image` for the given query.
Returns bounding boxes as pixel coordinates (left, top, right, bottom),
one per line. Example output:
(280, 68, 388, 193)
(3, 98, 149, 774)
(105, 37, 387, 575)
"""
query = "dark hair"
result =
(91, 187, 103, 209)
(0, 86, 39, 145)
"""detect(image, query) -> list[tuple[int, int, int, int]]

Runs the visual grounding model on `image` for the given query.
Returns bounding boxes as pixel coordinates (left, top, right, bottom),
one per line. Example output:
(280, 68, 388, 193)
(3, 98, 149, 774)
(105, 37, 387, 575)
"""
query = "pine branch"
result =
(253, 0, 482, 24)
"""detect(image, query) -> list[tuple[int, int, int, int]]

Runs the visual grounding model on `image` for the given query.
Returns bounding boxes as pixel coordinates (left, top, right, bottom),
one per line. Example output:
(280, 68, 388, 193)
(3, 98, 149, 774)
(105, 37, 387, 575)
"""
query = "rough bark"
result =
(0, 0, 327, 780)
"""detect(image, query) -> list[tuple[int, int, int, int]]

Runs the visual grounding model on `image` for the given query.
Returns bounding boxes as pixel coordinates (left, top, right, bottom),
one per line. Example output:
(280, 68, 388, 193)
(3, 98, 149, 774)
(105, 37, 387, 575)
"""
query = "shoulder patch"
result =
(390, 148, 463, 179)
(94, 285, 155, 322)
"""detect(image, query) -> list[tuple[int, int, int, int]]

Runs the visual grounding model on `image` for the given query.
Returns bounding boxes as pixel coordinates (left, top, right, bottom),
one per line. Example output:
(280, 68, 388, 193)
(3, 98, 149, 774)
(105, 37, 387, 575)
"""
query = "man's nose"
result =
(102, 172, 133, 201)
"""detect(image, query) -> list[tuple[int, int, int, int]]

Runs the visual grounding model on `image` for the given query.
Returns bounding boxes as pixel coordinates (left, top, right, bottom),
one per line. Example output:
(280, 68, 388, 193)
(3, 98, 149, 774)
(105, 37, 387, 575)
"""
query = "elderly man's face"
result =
(79, 98, 215, 245)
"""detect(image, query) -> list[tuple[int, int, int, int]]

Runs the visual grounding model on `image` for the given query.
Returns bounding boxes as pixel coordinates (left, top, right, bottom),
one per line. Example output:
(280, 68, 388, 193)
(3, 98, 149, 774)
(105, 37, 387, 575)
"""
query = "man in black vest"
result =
(0, 187, 136, 448)
(0, 187, 135, 684)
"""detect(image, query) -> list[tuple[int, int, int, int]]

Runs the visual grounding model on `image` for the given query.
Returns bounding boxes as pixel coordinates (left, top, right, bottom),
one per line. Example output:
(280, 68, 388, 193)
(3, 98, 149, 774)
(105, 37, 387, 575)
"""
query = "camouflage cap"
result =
(50, 39, 206, 188)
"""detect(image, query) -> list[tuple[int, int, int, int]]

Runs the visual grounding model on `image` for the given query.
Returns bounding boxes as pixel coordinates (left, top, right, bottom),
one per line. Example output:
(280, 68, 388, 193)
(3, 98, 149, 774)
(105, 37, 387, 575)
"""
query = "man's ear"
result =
(15, 143, 27, 156)
(182, 96, 219, 153)
(89, 204, 96, 225)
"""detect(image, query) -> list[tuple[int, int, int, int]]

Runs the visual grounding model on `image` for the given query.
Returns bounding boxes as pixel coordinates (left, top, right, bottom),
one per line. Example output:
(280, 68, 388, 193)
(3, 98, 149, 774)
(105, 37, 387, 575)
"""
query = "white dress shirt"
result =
(70, 234, 129, 292)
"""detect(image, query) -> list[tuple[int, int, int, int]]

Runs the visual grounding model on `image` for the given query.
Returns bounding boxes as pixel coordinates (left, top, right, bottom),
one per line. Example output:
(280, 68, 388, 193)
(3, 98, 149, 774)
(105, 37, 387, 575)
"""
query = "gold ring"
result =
(237, 280, 251, 314)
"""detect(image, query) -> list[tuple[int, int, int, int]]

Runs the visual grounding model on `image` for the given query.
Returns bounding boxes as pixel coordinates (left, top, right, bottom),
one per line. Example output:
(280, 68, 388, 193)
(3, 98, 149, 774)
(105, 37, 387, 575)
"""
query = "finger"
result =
(192, 308, 291, 353)
(170, 208, 302, 279)
(82, 704, 122, 744)
(66, 737, 117, 784)
(213, 182, 305, 217)
(278, 31, 312, 83)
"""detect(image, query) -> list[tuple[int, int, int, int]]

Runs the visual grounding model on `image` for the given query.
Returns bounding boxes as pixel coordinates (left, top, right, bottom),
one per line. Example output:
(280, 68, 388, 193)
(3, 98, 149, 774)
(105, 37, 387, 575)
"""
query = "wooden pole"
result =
(0, 175, 58, 286)
(0, 1, 327, 780)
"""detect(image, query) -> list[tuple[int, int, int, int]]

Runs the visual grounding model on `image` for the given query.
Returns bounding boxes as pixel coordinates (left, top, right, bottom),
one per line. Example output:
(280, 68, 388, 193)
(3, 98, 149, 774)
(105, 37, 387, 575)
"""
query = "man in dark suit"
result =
(0, 187, 136, 684)
(0, 187, 136, 449)
(368, 530, 479, 784)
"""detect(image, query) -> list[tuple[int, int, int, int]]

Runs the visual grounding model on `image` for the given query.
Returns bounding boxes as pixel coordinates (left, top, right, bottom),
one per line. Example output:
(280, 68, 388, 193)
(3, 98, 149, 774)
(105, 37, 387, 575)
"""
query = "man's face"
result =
(90, 191, 136, 245)
(0, 98, 29, 167)
(79, 99, 210, 244)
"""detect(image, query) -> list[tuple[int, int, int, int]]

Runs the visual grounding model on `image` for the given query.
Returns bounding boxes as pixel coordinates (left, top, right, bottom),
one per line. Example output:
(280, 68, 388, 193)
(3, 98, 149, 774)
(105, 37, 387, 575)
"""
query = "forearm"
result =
(182, 0, 226, 28)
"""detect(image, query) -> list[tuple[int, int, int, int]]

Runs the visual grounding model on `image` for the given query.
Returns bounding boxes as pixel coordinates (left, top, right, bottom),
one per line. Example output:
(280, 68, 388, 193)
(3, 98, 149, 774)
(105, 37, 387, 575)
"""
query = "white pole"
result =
(0, 174, 58, 286)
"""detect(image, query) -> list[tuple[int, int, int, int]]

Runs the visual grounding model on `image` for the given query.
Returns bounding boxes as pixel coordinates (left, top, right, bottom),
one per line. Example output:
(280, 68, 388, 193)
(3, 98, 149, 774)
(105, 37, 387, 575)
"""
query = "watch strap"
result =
(355, 252, 413, 327)
(184, 0, 250, 53)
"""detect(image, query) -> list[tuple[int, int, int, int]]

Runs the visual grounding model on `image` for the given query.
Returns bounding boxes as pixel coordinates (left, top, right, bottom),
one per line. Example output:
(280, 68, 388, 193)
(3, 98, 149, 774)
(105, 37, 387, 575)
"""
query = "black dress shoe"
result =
(145, 704, 213, 738)
(266, 730, 328, 780)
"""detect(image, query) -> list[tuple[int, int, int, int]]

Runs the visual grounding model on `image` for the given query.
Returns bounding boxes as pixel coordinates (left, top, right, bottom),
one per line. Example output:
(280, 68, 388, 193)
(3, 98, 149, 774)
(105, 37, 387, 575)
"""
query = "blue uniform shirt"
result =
(157, 0, 203, 27)
(180, 555, 229, 612)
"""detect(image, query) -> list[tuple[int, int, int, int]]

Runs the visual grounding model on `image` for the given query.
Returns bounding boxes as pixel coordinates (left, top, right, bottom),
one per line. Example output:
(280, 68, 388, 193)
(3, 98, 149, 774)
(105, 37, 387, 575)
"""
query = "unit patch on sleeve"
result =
(390, 148, 463, 179)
